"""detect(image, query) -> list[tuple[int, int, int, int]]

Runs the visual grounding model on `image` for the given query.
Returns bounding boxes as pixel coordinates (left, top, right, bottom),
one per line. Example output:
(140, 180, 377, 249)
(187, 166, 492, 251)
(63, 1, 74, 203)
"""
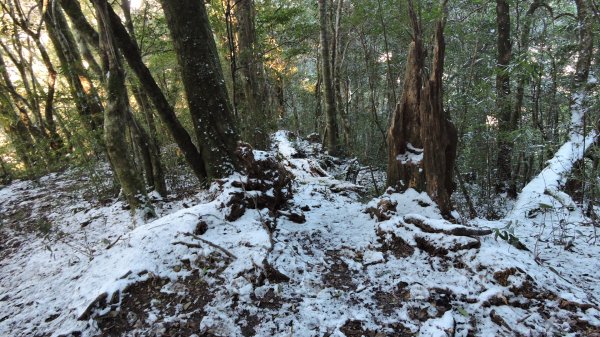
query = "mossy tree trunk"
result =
(93, 0, 148, 212)
(43, 2, 103, 134)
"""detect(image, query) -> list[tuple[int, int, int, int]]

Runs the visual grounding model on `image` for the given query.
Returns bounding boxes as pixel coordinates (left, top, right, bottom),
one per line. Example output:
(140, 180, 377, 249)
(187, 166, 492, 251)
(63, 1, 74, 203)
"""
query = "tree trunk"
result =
(376, 0, 397, 111)
(58, 0, 103, 76)
(235, 0, 273, 149)
(387, 2, 457, 217)
(121, 0, 167, 196)
(159, 0, 240, 179)
(332, 0, 348, 150)
(126, 107, 166, 196)
(564, 0, 596, 204)
(224, 0, 238, 117)
(60, 0, 100, 50)
(513, 1, 551, 129)
(93, 0, 148, 213)
(43, 2, 104, 133)
(359, 32, 386, 143)
(512, 1, 552, 195)
(315, 51, 323, 134)
(36, 40, 62, 151)
(495, 0, 516, 197)
(76, 0, 209, 183)
(318, 0, 339, 155)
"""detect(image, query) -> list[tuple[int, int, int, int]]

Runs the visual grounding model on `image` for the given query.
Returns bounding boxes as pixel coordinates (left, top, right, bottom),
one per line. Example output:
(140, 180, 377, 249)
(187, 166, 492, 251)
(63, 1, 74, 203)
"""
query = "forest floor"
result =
(1, 131, 599, 337)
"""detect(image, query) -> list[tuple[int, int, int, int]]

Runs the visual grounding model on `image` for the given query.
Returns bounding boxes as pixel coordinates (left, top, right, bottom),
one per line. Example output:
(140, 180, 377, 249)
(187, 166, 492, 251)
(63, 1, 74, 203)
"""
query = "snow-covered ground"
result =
(0, 132, 598, 337)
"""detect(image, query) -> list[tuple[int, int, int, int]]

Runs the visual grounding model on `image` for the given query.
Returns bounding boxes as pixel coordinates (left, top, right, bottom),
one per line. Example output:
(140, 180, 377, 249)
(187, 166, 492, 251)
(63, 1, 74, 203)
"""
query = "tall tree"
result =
(511, 0, 552, 190)
(69, 0, 210, 183)
(318, 0, 339, 155)
(120, 0, 167, 196)
(495, 0, 515, 196)
(43, 1, 104, 134)
(235, 0, 273, 149)
(387, 1, 457, 217)
(159, 0, 240, 179)
(92, 0, 149, 213)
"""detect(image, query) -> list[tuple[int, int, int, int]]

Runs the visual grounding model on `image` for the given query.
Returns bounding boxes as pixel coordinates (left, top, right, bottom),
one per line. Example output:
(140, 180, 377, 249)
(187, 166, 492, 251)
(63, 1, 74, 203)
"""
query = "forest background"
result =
(0, 0, 598, 219)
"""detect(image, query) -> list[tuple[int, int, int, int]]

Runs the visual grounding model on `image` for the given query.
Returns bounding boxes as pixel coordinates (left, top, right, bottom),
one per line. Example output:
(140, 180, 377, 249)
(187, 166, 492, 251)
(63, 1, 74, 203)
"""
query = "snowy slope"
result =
(0, 132, 598, 337)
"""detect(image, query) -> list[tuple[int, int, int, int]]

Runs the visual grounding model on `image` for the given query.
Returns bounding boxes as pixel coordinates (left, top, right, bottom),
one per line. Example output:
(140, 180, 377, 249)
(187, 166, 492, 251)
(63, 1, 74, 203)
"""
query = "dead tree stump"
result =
(387, 4, 457, 217)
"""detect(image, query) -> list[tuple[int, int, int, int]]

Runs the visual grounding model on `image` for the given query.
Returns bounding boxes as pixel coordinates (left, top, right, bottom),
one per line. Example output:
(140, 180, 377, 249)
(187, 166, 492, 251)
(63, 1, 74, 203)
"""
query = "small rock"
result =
(126, 312, 138, 325)
(363, 250, 385, 265)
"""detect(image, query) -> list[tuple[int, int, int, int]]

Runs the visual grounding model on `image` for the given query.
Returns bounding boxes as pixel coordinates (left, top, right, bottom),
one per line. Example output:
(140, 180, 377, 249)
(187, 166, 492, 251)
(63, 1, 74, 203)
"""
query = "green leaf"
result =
(457, 307, 469, 317)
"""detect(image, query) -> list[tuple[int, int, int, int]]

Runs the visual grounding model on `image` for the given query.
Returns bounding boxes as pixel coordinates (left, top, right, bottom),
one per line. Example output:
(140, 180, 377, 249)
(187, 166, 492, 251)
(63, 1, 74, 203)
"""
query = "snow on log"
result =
(509, 90, 598, 219)
(509, 133, 597, 219)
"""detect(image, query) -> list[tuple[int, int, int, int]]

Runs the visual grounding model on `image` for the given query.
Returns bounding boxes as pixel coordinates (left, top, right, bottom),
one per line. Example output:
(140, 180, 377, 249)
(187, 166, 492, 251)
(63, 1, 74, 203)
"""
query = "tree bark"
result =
(495, 0, 515, 197)
(76, 0, 209, 183)
(159, 0, 240, 179)
(43, 2, 104, 133)
(318, 0, 339, 155)
(93, 0, 148, 212)
(235, 0, 273, 149)
(387, 2, 457, 217)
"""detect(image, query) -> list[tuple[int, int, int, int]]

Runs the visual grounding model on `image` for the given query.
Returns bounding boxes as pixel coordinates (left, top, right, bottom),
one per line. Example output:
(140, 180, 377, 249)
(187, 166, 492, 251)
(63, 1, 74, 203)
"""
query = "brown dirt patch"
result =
(339, 320, 413, 337)
(374, 281, 410, 314)
(237, 309, 261, 337)
(377, 231, 415, 258)
(323, 253, 356, 291)
(94, 272, 214, 337)
(428, 287, 456, 317)
(493, 268, 518, 287)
